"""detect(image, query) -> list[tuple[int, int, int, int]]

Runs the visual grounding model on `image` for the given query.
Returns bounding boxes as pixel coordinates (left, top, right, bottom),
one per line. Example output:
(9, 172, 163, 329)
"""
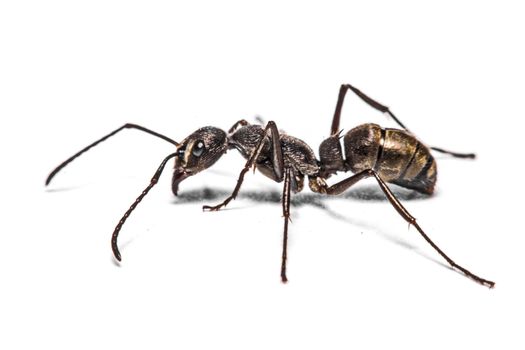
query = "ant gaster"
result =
(46, 84, 495, 288)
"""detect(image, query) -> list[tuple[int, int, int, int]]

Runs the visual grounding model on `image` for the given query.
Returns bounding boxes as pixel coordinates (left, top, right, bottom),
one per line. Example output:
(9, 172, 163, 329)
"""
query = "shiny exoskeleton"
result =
(318, 123, 437, 195)
(46, 84, 494, 288)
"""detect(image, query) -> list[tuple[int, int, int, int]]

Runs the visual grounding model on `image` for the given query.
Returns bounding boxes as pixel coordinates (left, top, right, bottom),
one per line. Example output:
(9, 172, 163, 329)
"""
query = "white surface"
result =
(1, 1, 524, 349)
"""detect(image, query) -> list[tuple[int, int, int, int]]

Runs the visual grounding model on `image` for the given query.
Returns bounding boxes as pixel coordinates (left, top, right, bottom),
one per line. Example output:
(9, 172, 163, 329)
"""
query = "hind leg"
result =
(330, 84, 475, 158)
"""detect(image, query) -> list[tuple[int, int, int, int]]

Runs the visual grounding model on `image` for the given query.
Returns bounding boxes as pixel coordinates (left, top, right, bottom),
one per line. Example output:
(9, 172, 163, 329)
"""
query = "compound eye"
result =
(192, 140, 205, 157)
(177, 147, 186, 160)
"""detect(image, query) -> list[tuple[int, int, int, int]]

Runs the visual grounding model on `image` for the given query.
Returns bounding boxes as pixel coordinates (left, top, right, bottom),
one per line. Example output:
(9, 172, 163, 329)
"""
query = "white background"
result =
(1, 1, 524, 349)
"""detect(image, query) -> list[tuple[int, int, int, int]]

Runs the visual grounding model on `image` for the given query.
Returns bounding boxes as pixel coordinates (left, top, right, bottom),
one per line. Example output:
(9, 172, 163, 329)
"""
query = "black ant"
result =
(46, 84, 495, 287)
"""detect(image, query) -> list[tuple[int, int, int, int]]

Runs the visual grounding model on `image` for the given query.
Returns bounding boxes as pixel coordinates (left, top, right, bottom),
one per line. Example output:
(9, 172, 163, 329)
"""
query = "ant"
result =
(46, 84, 495, 288)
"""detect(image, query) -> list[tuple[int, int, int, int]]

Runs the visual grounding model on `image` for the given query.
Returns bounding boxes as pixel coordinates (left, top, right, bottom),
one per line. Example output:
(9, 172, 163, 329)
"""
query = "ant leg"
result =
(228, 119, 249, 134)
(203, 121, 284, 211)
(428, 147, 475, 159)
(46, 123, 179, 186)
(111, 152, 178, 261)
(331, 84, 407, 135)
(330, 84, 475, 159)
(281, 168, 292, 283)
(320, 169, 495, 288)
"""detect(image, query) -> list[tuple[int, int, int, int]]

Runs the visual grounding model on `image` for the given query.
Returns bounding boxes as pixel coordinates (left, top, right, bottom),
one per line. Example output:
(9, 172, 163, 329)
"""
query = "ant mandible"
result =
(46, 84, 495, 288)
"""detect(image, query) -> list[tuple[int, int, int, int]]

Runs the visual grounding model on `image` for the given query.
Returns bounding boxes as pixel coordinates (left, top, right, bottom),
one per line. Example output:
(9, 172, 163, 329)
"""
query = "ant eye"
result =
(177, 148, 186, 160)
(192, 140, 205, 157)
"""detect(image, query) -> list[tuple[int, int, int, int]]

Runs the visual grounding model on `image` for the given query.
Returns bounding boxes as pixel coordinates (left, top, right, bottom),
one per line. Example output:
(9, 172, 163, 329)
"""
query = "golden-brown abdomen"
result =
(344, 123, 437, 194)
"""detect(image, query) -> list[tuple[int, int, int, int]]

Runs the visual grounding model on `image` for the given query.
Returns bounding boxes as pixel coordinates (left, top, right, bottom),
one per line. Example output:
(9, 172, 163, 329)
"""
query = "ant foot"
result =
(202, 204, 223, 211)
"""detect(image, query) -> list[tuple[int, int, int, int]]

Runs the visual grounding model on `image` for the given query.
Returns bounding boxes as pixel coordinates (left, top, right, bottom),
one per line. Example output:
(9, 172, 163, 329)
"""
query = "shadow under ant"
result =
(173, 184, 447, 270)
(48, 179, 446, 271)
(174, 183, 430, 204)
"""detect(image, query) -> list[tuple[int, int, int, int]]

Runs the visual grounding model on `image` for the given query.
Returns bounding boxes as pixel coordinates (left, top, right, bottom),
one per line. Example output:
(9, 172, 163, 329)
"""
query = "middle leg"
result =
(281, 168, 292, 283)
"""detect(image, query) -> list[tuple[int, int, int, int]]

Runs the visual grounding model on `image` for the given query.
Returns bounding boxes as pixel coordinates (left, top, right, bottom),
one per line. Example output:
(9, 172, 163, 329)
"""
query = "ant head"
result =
(172, 126, 228, 195)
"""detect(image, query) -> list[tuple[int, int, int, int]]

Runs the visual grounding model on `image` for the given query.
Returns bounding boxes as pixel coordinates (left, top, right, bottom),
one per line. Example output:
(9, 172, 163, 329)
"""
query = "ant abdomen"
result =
(344, 123, 437, 194)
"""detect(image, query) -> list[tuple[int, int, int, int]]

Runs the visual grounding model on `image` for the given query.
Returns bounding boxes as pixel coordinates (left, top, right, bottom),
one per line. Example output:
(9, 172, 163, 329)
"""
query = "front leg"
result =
(228, 119, 249, 134)
(203, 121, 284, 211)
